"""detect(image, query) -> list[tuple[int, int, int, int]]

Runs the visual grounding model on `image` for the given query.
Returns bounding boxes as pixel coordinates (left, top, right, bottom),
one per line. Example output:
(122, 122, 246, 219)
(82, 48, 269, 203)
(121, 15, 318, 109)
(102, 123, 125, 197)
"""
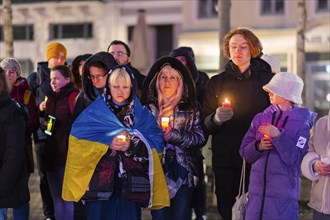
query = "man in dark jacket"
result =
(107, 40, 145, 98)
(202, 28, 273, 220)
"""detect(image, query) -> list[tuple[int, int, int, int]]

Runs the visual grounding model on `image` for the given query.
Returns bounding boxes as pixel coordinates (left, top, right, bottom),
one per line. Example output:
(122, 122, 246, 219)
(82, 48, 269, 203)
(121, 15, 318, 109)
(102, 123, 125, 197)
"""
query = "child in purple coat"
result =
(240, 72, 317, 220)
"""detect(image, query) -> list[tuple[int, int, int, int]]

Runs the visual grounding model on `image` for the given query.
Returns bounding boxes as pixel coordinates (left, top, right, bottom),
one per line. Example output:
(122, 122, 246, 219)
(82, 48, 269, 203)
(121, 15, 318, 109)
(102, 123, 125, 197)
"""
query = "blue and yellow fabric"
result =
(62, 96, 170, 209)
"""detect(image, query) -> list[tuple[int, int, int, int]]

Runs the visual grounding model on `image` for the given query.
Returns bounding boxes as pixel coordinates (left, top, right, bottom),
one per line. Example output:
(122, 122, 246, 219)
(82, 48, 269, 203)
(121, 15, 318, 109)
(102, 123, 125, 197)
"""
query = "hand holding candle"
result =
(161, 117, 170, 130)
(222, 98, 232, 110)
(116, 134, 127, 142)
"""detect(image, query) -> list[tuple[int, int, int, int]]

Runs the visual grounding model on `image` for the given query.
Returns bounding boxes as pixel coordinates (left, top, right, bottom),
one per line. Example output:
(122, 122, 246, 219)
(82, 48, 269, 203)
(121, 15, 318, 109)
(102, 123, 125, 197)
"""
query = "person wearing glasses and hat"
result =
(73, 52, 117, 119)
(107, 40, 145, 98)
(240, 72, 317, 220)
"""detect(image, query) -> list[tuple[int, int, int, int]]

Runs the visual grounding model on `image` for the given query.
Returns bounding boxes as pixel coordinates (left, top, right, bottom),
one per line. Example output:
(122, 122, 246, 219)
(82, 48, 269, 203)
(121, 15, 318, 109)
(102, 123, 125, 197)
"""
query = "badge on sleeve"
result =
(296, 136, 307, 149)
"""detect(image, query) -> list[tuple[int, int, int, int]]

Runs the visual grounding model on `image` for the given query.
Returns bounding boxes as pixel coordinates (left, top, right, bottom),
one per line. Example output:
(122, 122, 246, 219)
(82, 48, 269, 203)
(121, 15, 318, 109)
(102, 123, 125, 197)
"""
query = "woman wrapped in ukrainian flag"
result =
(62, 65, 169, 220)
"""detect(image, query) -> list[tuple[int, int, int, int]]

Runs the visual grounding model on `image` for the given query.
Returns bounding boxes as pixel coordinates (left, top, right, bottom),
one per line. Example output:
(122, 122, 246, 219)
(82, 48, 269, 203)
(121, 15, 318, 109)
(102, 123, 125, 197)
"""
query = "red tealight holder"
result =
(222, 98, 232, 110)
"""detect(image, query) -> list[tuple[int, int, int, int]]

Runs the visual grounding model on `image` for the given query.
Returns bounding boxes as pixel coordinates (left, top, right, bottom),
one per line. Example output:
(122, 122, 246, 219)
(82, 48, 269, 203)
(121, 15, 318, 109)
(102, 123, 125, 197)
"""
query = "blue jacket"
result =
(240, 104, 317, 220)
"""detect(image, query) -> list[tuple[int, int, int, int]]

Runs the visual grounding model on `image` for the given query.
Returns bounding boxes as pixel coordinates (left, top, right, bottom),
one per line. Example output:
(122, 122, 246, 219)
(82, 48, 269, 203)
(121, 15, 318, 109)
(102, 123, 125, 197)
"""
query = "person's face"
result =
(78, 60, 86, 76)
(159, 69, 180, 99)
(108, 44, 130, 65)
(109, 76, 131, 105)
(50, 70, 71, 93)
(175, 56, 188, 67)
(48, 54, 66, 69)
(229, 34, 251, 70)
(4, 68, 18, 85)
(268, 91, 287, 105)
(89, 66, 107, 89)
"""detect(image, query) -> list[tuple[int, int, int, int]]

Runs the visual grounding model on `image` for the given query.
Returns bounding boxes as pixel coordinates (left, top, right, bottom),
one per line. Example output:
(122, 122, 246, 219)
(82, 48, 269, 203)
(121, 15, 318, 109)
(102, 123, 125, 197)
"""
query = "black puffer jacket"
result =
(73, 52, 117, 119)
(203, 57, 273, 168)
(44, 83, 78, 170)
(143, 56, 207, 187)
(0, 94, 29, 208)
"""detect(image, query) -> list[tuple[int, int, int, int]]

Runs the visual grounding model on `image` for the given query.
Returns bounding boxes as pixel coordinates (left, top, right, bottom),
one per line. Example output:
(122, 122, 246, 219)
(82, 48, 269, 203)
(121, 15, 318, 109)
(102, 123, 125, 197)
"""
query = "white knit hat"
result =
(263, 72, 304, 104)
(261, 54, 281, 74)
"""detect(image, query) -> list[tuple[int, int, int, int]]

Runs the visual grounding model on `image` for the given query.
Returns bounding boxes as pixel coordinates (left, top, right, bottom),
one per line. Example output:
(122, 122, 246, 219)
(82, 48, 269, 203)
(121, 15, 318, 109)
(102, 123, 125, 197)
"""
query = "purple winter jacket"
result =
(240, 104, 317, 220)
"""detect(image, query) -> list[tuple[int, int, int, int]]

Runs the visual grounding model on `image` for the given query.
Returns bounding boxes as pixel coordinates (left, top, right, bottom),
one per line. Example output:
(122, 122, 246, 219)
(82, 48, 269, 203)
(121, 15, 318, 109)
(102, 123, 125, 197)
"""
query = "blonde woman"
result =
(63, 65, 168, 220)
(142, 57, 207, 220)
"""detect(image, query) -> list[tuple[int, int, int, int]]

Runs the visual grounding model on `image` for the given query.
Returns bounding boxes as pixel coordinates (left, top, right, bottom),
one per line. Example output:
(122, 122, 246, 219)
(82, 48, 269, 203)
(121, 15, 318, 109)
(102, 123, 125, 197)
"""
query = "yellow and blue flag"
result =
(62, 96, 170, 209)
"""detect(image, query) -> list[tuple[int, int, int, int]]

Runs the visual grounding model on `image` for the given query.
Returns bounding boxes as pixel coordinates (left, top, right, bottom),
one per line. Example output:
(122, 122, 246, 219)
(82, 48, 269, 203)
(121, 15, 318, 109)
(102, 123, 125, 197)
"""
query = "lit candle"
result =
(222, 98, 232, 110)
(161, 117, 170, 130)
(264, 134, 271, 140)
(44, 96, 48, 102)
(117, 134, 127, 142)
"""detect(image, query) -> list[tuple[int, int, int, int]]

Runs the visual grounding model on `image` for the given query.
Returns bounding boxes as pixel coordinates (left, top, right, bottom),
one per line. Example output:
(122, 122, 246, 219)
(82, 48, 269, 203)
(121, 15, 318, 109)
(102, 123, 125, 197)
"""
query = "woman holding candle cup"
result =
(301, 110, 330, 219)
(202, 27, 274, 220)
(63, 65, 169, 220)
(142, 56, 207, 220)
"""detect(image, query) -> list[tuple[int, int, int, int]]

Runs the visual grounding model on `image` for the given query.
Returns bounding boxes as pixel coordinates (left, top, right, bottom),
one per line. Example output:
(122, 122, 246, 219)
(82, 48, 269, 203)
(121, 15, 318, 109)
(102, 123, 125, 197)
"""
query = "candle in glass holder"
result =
(222, 98, 232, 109)
(161, 117, 170, 130)
(117, 134, 127, 142)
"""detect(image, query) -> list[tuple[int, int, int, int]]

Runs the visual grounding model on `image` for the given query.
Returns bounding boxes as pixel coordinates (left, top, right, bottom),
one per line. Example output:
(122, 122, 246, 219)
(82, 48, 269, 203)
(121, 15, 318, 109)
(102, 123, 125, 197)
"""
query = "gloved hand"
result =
(214, 107, 234, 125)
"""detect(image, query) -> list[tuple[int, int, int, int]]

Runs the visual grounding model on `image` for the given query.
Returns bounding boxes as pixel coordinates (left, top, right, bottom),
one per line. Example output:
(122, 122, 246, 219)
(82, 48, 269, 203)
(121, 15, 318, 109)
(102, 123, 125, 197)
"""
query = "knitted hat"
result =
(261, 54, 281, 74)
(263, 72, 303, 104)
(46, 42, 67, 61)
(0, 58, 21, 76)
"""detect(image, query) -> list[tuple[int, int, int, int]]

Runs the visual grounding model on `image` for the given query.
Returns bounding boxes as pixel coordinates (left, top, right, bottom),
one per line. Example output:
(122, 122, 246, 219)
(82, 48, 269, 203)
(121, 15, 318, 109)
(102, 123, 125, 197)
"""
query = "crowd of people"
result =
(0, 27, 329, 220)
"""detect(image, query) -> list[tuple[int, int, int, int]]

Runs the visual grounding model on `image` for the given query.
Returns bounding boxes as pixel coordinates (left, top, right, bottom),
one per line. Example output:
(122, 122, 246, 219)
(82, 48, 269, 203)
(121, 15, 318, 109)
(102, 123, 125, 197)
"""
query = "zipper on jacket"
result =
(259, 110, 289, 220)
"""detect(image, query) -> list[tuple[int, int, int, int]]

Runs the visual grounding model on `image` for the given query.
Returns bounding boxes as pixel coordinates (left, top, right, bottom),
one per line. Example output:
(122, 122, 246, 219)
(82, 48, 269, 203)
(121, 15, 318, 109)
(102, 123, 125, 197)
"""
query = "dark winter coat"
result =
(240, 104, 317, 220)
(27, 61, 50, 143)
(10, 77, 39, 173)
(0, 94, 30, 208)
(203, 58, 273, 169)
(44, 83, 78, 170)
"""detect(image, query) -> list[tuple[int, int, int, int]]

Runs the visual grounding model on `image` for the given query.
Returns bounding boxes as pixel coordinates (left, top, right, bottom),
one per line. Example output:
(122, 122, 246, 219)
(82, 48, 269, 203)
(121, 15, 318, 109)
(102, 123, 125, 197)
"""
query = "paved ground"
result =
(6, 149, 313, 220)
(6, 170, 313, 220)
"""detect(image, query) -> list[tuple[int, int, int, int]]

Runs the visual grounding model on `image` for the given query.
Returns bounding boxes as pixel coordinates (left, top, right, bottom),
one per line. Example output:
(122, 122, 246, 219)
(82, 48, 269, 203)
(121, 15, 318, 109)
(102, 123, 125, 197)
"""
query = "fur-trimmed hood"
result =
(141, 56, 195, 106)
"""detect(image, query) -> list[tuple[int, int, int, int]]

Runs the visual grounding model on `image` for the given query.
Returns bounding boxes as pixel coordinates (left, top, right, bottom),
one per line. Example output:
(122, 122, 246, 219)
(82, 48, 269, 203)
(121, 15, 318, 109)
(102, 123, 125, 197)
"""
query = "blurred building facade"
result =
(0, 0, 329, 115)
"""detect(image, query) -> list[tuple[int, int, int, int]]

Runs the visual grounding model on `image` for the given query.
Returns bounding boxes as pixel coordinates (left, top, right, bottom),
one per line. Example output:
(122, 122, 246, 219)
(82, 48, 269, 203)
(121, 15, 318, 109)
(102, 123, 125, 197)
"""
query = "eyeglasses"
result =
(110, 51, 128, 57)
(88, 72, 107, 80)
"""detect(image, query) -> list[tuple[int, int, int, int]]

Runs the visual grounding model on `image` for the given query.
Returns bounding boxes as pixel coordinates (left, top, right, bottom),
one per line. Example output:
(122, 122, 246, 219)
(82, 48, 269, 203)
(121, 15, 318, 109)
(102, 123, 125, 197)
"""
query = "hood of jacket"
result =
(169, 49, 199, 83)
(142, 56, 196, 106)
(82, 51, 118, 101)
(263, 104, 317, 129)
(104, 64, 138, 109)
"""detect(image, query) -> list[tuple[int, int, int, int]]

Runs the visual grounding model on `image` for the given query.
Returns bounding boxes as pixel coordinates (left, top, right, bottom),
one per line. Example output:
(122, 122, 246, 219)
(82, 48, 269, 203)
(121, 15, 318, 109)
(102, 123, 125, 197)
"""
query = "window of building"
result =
(261, 0, 284, 15)
(18, 59, 34, 78)
(198, 0, 218, 18)
(0, 24, 33, 41)
(49, 23, 93, 40)
(316, 0, 330, 11)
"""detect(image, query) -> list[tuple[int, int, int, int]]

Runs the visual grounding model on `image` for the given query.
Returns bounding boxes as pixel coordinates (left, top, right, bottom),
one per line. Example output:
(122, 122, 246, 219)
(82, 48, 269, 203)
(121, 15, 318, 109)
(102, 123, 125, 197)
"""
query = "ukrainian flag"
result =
(62, 96, 170, 209)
